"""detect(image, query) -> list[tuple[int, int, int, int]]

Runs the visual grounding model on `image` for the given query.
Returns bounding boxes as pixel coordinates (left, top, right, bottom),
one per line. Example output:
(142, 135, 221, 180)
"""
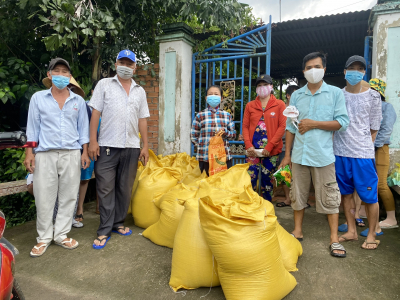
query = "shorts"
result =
(81, 159, 95, 181)
(335, 156, 378, 204)
(291, 162, 340, 214)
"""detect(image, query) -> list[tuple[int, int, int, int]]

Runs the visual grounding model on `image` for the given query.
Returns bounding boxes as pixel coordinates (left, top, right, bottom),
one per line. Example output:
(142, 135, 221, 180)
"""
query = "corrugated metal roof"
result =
(271, 10, 371, 79)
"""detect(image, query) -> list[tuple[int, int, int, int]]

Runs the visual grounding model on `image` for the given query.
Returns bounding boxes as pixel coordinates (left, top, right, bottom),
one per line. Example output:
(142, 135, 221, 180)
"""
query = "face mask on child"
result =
(256, 85, 273, 98)
(206, 95, 221, 108)
(345, 70, 365, 86)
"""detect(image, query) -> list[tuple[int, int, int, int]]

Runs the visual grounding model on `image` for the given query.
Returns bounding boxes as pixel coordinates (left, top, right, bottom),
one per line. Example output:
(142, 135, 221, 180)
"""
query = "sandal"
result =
(355, 218, 365, 227)
(361, 240, 380, 250)
(338, 224, 348, 232)
(112, 226, 132, 236)
(93, 236, 111, 250)
(276, 202, 290, 207)
(30, 242, 51, 258)
(330, 242, 346, 258)
(55, 238, 79, 250)
(379, 221, 399, 229)
(290, 233, 303, 241)
(360, 229, 384, 237)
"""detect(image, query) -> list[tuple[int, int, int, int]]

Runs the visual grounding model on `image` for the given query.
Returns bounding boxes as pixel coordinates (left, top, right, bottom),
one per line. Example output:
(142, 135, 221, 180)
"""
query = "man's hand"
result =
(24, 151, 35, 173)
(81, 152, 91, 169)
(246, 147, 257, 157)
(262, 149, 270, 157)
(298, 119, 316, 135)
(139, 147, 149, 166)
(278, 155, 292, 170)
(88, 141, 100, 161)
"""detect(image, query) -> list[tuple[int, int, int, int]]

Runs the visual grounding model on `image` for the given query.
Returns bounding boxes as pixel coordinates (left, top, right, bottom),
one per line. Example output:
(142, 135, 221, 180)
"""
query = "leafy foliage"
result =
(0, 148, 36, 227)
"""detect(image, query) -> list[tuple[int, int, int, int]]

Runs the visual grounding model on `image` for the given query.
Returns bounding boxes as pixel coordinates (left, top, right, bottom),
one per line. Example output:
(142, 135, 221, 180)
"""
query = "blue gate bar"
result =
(363, 36, 372, 82)
(200, 52, 253, 57)
(212, 62, 215, 85)
(213, 48, 254, 52)
(251, 34, 263, 47)
(266, 17, 272, 75)
(220, 61, 222, 80)
(258, 31, 266, 44)
(238, 38, 257, 47)
(206, 63, 209, 91)
(198, 24, 269, 55)
(195, 52, 267, 64)
(249, 57, 252, 104)
(258, 57, 260, 77)
(240, 59, 244, 134)
(227, 60, 230, 78)
(226, 42, 254, 49)
(199, 63, 202, 112)
(234, 59, 237, 78)
(245, 36, 260, 47)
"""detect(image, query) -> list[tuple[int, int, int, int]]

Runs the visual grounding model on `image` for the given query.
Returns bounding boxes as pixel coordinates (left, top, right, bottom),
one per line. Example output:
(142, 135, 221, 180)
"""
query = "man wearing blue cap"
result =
(88, 50, 150, 249)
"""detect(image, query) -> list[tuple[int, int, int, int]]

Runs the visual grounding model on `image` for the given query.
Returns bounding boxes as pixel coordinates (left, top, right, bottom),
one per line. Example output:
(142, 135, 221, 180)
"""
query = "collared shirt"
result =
(190, 106, 236, 162)
(89, 76, 150, 148)
(334, 88, 382, 158)
(286, 81, 349, 167)
(26, 88, 89, 152)
(374, 101, 397, 148)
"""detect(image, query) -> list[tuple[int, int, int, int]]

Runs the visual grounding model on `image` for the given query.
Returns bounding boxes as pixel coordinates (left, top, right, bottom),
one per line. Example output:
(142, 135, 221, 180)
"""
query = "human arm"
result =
(242, 103, 253, 150)
(138, 118, 149, 166)
(264, 102, 287, 154)
(298, 119, 342, 135)
(369, 90, 383, 145)
(223, 113, 236, 140)
(77, 99, 90, 168)
(190, 114, 201, 145)
(278, 131, 294, 169)
(88, 109, 101, 161)
(371, 130, 378, 143)
(375, 103, 397, 147)
(24, 95, 39, 173)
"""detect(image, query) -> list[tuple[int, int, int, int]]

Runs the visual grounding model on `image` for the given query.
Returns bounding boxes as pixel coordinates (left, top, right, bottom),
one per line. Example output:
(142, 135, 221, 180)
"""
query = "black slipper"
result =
(276, 202, 290, 207)
(330, 242, 346, 258)
(290, 233, 303, 241)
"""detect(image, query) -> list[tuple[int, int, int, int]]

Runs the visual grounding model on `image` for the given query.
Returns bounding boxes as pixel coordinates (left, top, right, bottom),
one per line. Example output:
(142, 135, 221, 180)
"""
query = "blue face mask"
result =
(206, 95, 221, 108)
(52, 75, 70, 90)
(345, 70, 364, 86)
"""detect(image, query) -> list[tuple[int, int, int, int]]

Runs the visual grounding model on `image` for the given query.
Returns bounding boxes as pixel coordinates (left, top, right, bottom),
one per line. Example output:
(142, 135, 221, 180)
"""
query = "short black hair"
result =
(302, 52, 327, 70)
(286, 85, 300, 97)
(206, 85, 223, 96)
(92, 80, 99, 91)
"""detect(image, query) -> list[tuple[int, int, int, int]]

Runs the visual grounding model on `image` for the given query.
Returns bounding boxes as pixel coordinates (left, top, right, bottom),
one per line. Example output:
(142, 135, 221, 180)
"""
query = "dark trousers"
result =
(198, 159, 232, 176)
(95, 147, 140, 237)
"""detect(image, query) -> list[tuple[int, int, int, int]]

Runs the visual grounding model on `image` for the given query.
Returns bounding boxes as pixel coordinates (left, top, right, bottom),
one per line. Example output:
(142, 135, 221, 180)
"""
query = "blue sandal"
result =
(338, 224, 348, 232)
(93, 236, 110, 250)
(360, 228, 384, 237)
(356, 218, 365, 227)
(112, 226, 132, 236)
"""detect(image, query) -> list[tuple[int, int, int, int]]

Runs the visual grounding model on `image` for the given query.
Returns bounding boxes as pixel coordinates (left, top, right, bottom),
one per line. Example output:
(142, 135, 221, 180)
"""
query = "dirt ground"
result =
(6, 199, 400, 300)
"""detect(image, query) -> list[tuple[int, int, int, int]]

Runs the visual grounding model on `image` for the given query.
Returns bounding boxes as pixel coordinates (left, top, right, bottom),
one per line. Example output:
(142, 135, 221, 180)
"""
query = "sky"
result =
(240, 0, 377, 23)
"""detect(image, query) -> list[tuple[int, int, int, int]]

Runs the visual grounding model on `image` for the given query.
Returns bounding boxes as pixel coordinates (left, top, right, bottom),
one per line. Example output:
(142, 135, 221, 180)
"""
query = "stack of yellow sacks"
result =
(130, 151, 302, 300)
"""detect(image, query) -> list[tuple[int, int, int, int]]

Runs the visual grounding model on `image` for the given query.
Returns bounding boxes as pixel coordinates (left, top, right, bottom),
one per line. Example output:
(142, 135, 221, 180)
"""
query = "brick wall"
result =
(135, 64, 160, 154)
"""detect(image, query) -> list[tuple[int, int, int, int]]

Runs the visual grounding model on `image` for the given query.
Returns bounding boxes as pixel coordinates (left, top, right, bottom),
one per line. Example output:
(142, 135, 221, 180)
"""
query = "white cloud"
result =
(241, 0, 376, 22)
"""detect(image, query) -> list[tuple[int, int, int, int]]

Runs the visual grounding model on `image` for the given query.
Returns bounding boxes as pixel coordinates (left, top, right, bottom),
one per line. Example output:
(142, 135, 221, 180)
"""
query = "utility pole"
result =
(279, 0, 282, 22)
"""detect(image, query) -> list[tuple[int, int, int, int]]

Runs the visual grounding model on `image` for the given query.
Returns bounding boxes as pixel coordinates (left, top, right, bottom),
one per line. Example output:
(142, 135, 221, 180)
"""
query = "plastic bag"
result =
(208, 130, 227, 176)
(169, 198, 220, 292)
(199, 194, 297, 300)
(132, 167, 182, 228)
(283, 105, 300, 129)
(127, 162, 144, 215)
(387, 163, 400, 187)
(276, 223, 303, 272)
(273, 165, 292, 187)
(142, 184, 198, 248)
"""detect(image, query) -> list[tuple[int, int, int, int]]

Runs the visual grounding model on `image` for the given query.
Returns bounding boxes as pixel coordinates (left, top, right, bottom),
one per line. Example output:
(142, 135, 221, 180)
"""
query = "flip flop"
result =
(93, 236, 111, 250)
(338, 224, 348, 232)
(338, 235, 358, 242)
(112, 226, 132, 236)
(360, 229, 384, 237)
(276, 202, 290, 207)
(330, 242, 346, 258)
(290, 233, 303, 241)
(379, 222, 399, 229)
(361, 240, 380, 250)
(356, 218, 365, 227)
(55, 238, 79, 250)
(30, 242, 51, 258)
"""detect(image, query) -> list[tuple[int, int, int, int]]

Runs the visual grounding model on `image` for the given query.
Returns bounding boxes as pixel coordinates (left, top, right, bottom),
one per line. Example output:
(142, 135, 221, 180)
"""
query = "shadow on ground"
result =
(6, 201, 400, 300)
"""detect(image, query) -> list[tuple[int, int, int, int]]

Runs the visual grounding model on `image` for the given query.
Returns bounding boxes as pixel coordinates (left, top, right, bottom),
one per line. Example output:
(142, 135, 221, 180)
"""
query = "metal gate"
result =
(191, 16, 272, 165)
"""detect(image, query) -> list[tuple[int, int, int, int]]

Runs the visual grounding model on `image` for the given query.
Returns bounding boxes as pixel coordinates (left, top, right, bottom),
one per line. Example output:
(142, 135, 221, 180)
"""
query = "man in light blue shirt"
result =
(279, 52, 349, 258)
(24, 58, 90, 257)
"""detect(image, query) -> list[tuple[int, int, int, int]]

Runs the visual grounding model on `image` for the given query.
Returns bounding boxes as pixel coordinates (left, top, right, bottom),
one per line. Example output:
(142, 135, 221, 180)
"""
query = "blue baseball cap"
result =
(116, 49, 136, 62)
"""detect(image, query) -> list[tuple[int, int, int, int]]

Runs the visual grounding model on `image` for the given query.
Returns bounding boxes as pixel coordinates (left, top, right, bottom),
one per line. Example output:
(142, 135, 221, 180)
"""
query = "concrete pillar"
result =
(369, 1, 400, 170)
(155, 23, 195, 155)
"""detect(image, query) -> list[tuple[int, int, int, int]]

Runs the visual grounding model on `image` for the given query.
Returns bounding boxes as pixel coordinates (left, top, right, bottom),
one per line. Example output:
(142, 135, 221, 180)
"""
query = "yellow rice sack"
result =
(199, 194, 297, 300)
(203, 163, 251, 193)
(276, 223, 303, 272)
(127, 162, 144, 215)
(182, 170, 208, 186)
(132, 167, 182, 228)
(169, 199, 220, 292)
(142, 184, 198, 248)
(171, 153, 201, 179)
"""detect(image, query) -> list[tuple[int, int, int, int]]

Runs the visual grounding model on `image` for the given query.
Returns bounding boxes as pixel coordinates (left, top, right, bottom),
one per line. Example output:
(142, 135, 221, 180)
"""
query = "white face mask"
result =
(116, 65, 134, 79)
(304, 68, 325, 84)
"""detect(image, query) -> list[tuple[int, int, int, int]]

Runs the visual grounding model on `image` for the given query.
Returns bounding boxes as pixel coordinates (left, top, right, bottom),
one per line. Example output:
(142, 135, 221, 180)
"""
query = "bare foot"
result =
(338, 232, 358, 242)
(330, 238, 346, 255)
(116, 227, 130, 234)
(61, 238, 78, 248)
(291, 230, 303, 239)
(362, 239, 380, 250)
(379, 219, 398, 228)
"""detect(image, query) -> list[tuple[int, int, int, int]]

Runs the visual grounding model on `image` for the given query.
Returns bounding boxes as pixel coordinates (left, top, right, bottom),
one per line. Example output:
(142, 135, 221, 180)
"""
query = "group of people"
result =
(24, 50, 150, 256)
(22, 47, 396, 259)
(191, 51, 397, 258)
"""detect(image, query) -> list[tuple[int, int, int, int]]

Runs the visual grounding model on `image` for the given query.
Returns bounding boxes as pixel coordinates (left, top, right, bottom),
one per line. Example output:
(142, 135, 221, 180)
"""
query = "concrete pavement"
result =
(6, 201, 400, 300)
